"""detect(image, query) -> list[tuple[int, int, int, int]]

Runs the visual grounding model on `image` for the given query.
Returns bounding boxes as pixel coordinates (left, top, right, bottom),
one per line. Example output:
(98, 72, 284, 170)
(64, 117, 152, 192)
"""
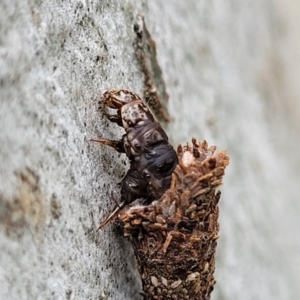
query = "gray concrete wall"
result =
(1, 1, 300, 300)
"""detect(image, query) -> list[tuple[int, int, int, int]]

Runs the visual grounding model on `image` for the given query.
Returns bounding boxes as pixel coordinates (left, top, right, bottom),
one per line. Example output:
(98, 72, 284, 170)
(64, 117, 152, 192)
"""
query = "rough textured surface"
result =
(0, 1, 145, 299)
(1, 1, 300, 300)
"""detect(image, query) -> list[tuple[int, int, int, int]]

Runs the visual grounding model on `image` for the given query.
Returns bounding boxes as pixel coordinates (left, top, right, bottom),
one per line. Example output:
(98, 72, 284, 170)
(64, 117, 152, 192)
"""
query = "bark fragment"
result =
(134, 14, 171, 123)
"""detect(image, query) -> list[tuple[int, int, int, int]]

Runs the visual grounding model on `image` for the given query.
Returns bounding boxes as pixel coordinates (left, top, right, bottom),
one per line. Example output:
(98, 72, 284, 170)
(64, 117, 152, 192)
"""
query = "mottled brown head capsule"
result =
(90, 89, 178, 229)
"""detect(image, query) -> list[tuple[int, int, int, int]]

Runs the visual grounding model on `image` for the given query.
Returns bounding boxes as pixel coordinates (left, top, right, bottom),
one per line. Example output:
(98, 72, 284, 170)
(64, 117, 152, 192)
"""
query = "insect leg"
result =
(98, 168, 148, 229)
(97, 200, 127, 230)
(89, 138, 125, 153)
(103, 111, 123, 127)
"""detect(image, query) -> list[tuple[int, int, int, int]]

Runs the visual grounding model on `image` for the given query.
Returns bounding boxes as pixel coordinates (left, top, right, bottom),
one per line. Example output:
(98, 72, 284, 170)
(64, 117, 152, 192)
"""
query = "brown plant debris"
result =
(119, 139, 230, 299)
(134, 14, 171, 123)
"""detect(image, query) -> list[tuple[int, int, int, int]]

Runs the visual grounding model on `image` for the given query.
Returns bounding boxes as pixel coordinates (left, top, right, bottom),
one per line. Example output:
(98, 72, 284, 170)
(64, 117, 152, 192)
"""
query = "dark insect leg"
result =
(100, 101, 123, 126)
(98, 169, 148, 229)
(89, 138, 125, 153)
(103, 112, 123, 127)
(97, 200, 127, 230)
(120, 168, 148, 203)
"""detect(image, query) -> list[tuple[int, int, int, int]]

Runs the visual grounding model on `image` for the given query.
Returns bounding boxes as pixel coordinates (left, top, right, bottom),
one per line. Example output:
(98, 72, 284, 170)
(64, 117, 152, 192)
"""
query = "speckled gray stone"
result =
(1, 1, 300, 300)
